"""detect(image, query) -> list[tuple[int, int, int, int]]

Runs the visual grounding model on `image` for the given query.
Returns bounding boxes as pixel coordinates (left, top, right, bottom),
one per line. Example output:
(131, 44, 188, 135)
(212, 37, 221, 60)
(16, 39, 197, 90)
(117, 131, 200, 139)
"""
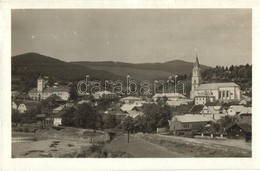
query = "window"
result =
(183, 124, 189, 128)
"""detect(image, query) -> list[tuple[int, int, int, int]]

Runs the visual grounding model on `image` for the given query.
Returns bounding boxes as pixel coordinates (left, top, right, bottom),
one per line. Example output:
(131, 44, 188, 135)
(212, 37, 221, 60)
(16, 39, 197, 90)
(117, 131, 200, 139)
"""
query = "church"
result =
(28, 76, 70, 101)
(190, 55, 241, 101)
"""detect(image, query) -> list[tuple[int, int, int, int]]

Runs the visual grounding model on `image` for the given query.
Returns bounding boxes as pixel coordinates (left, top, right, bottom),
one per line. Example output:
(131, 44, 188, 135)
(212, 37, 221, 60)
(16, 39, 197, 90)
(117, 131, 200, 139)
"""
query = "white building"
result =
(28, 76, 70, 101)
(190, 56, 241, 101)
(153, 93, 186, 101)
(194, 93, 216, 105)
(227, 105, 252, 116)
(120, 96, 141, 104)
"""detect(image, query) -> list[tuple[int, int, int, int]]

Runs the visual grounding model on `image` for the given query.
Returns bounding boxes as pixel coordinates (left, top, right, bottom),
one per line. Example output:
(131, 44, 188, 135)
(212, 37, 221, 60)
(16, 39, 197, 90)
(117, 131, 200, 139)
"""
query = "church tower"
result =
(37, 76, 45, 92)
(191, 54, 202, 90)
(190, 54, 202, 99)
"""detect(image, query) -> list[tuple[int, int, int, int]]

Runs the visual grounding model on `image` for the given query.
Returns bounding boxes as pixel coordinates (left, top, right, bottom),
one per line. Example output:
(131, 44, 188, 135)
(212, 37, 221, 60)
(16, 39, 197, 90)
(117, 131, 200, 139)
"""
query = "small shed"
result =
(226, 123, 251, 142)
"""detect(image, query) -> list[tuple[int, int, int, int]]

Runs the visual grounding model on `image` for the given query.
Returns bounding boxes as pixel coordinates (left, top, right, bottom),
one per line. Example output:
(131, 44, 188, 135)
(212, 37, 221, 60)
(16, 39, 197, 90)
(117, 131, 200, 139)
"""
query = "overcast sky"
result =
(11, 9, 251, 66)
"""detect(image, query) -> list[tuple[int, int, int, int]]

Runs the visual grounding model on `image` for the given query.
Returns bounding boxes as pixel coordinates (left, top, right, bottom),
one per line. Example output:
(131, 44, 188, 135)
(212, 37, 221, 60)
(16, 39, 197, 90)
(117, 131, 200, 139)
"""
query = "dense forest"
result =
(201, 64, 252, 90)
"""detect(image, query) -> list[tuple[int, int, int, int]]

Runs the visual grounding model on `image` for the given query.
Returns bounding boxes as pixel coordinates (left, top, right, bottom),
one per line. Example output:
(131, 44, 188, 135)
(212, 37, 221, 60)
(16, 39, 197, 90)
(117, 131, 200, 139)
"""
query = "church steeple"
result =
(194, 54, 199, 68)
(191, 54, 202, 91)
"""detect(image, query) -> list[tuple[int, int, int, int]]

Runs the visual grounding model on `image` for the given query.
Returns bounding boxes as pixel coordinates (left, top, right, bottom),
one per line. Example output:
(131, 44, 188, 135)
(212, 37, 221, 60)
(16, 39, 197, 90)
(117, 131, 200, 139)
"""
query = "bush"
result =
(183, 131, 196, 138)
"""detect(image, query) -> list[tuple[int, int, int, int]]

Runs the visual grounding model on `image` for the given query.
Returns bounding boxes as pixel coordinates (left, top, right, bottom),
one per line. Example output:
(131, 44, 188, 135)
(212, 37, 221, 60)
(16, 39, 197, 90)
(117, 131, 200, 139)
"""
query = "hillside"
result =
(12, 53, 125, 81)
(12, 52, 210, 92)
(72, 59, 209, 81)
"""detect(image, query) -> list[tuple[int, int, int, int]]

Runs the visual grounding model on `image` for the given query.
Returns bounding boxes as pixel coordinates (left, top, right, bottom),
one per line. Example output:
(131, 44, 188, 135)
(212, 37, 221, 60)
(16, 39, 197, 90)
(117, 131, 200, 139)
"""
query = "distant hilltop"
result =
(12, 52, 209, 82)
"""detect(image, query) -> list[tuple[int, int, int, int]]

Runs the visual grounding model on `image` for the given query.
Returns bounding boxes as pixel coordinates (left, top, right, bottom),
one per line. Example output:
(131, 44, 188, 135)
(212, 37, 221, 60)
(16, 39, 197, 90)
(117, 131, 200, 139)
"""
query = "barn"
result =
(226, 123, 251, 142)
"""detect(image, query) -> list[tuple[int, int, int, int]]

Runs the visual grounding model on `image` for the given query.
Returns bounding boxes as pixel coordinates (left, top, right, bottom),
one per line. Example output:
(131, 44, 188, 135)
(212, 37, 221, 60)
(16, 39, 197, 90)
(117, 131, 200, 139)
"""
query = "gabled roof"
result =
(226, 123, 251, 133)
(20, 100, 42, 107)
(229, 105, 252, 114)
(207, 106, 222, 114)
(126, 111, 143, 118)
(120, 104, 136, 112)
(171, 114, 214, 123)
(29, 86, 70, 93)
(153, 93, 186, 99)
(12, 101, 22, 106)
(196, 82, 239, 90)
(121, 96, 141, 101)
(189, 105, 204, 114)
(53, 105, 65, 111)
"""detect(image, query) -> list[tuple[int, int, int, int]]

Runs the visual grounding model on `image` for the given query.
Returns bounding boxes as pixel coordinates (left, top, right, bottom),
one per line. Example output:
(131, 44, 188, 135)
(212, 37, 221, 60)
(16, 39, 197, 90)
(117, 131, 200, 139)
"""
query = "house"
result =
(102, 110, 128, 123)
(153, 93, 186, 102)
(239, 95, 252, 106)
(93, 91, 117, 100)
(194, 92, 216, 105)
(166, 99, 193, 107)
(169, 114, 215, 133)
(226, 123, 251, 142)
(227, 105, 252, 116)
(77, 100, 91, 105)
(53, 113, 63, 126)
(172, 103, 194, 115)
(28, 76, 70, 101)
(12, 101, 22, 110)
(53, 105, 65, 113)
(200, 105, 227, 115)
(190, 56, 241, 101)
(120, 96, 141, 104)
(120, 104, 144, 118)
(189, 105, 204, 114)
(17, 101, 42, 113)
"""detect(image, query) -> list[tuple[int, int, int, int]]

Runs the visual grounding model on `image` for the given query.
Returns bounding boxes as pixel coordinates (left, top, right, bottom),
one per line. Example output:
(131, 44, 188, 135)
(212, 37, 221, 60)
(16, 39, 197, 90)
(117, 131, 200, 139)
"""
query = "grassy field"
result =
(103, 133, 251, 158)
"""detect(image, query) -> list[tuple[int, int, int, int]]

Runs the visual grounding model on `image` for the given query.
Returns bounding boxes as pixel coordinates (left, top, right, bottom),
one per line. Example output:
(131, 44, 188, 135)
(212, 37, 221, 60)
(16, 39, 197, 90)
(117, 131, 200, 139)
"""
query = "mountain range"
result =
(12, 52, 209, 82)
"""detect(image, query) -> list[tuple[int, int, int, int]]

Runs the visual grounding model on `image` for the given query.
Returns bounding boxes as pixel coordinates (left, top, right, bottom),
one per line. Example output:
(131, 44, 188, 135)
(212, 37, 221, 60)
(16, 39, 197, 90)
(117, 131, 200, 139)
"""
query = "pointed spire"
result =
(194, 54, 200, 68)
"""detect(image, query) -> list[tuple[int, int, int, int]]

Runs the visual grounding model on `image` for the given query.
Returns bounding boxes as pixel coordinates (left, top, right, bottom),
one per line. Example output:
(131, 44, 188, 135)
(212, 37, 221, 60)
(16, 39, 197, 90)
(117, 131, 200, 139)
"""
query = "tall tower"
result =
(191, 54, 202, 91)
(37, 76, 45, 92)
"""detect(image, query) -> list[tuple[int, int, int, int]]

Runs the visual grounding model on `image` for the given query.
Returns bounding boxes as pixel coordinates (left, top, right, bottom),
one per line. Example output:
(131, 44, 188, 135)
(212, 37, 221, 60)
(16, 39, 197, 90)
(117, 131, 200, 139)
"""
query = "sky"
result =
(11, 9, 251, 66)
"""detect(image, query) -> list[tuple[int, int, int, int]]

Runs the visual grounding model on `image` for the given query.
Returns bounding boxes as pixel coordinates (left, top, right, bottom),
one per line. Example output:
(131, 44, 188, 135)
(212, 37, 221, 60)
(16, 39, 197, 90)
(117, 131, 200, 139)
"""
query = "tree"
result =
(104, 114, 117, 129)
(74, 103, 99, 129)
(121, 116, 134, 132)
(62, 107, 76, 127)
(218, 115, 239, 129)
(135, 103, 172, 133)
(69, 84, 78, 101)
(12, 109, 21, 125)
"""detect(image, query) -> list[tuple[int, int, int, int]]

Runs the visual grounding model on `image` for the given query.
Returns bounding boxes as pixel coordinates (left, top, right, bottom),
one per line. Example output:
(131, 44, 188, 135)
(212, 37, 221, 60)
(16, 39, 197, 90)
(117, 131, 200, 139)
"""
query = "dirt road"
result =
(104, 134, 251, 157)
(103, 134, 185, 157)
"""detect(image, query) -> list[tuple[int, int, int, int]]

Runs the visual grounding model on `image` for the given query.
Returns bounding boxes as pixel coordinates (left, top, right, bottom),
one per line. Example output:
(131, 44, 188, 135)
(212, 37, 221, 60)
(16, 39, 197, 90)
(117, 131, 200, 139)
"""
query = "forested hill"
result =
(201, 65, 252, 90)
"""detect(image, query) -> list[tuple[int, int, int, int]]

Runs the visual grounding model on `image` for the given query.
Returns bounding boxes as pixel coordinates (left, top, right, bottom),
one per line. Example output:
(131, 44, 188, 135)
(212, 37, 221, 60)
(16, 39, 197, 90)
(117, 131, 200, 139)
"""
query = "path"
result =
(103, 134, 184, 157)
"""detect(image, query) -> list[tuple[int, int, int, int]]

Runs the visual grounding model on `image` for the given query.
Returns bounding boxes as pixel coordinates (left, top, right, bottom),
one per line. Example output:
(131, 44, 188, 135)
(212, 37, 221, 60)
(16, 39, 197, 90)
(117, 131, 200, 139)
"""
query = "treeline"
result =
(201, 64, 252, 90)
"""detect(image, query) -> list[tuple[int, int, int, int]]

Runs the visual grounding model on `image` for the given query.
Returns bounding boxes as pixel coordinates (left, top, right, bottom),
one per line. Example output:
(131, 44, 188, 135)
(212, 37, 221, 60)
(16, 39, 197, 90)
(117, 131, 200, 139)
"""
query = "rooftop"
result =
(171, 114, 214, 123)
(196, 82, 239, 90)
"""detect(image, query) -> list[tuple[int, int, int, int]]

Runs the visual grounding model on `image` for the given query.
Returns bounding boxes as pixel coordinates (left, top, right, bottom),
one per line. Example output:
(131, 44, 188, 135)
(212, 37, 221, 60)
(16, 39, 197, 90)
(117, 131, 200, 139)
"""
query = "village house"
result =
(92, 90, 117, 100)
(227, 105, 252, 116)
(12, 101, 22, 110)
(190, 56, 241, 101)
(226, 123, 251, 142)
(120, 104, 144, 118)
(169, 114, 215, 133)
(153, 93, 186, 102)
(17, 100, 42, 113)
(103, 110, 128, 123)
(120, 96, 141, 104)
(194, 92, 216, 105)
(53, 113, 63, 126)
(28, 76, 70, 101)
